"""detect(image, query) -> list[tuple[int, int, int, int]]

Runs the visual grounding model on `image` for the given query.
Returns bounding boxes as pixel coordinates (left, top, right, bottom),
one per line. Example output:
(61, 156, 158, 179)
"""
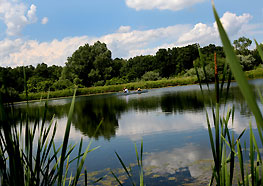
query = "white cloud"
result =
(0, 36, 90, 67)
(125, 0, 206, 11)
(0, 24, 191, 67)
(41, 17, 48, 25)
(117, 25, 131, 33)
(98, 25, 191, 58)
(0, 0, 38, 36)
(178, 12, 252, 46)
(27, 4, 37, 23)
(0, 12, 258, 67)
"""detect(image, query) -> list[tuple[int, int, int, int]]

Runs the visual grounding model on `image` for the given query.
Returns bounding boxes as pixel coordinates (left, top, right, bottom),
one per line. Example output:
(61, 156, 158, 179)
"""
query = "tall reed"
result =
(0, 81, 100, 185)
(204, 2, 263, 185)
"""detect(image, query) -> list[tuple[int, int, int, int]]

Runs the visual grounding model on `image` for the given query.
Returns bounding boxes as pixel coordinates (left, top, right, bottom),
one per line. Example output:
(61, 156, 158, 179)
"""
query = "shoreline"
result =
(11, 68, 263, 104)
(14, 77, 198, 104)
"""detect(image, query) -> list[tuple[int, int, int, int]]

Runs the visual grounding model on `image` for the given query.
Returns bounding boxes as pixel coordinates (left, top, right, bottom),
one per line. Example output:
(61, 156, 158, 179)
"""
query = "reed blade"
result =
(58, 88, 76, 186)
(114, 151, 135, 186)
(72, 120, 103, 186)
(111, 170, 124, 186)
(213, 3, 263, 129)
(255, 40, 263, 62)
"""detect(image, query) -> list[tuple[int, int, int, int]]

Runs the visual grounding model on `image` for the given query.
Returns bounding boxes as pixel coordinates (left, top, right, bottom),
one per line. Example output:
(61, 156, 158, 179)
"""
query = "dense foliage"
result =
(0, 37, 262, 102)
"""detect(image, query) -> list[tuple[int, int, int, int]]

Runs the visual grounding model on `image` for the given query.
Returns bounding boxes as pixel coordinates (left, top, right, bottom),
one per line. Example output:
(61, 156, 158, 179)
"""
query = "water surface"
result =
(15, 79, 263, 185)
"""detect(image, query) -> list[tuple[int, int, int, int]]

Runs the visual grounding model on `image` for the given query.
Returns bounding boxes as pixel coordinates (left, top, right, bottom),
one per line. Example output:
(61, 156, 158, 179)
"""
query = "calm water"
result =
(15, 79, 263, 185)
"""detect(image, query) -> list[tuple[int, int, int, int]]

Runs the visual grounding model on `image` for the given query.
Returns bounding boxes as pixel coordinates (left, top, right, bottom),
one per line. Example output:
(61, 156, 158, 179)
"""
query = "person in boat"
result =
(123, 88, 129, 93)
(137, 87, 142, 92)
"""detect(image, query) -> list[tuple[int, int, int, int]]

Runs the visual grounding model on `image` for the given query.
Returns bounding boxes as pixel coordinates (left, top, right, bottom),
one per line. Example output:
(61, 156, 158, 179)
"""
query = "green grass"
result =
(245, 67, 263, 79)
(17, 76, 198, 102)
(0, 89, 100, 185)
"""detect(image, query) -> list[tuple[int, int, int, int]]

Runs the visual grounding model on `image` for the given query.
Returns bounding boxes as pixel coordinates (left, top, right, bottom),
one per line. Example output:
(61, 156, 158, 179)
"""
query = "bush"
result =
(245, 67, 263, 79)
(141, 71, 160, 81)
(93, 80, 105, 87)
(105, 77, 127, 85)
(184, 64, 215, 82)
(51, 78, 74, 90)
(36, 80, 53, 92)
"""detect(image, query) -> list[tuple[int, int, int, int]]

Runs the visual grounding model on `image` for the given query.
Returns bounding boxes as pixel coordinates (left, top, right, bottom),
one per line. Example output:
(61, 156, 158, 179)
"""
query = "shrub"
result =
(51, 79, 74, 90)
(141, 71, 160, 81)
(93, 80, 105, 87)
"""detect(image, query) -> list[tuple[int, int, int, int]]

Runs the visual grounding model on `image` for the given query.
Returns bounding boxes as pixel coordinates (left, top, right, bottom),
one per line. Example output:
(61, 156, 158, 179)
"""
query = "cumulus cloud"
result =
(98, 25, 191, 58)
(0, 36, 90, 67)
(0, 24, 191, 67)
(0, 12, 256, 67)
(27, 4, 37, 23)
(41, 17, 48, 25)
(0, 0, 37, 36)
(125, 0, 206, 11)
(177, 12, 252, 46)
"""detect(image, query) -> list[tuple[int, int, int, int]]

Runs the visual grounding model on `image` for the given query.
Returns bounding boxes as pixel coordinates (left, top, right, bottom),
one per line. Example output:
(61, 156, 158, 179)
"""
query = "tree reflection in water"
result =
(13, 81, 262, 140)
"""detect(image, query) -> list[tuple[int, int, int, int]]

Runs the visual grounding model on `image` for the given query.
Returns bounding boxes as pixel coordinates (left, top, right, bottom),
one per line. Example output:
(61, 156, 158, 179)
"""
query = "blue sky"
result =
(0, 0, 263, 67)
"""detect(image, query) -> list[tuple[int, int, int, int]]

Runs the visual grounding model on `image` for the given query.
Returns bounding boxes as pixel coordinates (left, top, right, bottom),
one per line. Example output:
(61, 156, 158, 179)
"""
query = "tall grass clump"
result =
(202, 2, 263, 186)
(0, 85, 100, 185)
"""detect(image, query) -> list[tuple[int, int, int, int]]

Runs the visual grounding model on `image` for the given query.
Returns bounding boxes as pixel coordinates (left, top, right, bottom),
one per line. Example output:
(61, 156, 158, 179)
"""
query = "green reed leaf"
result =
(213, 3, 263, 129)
(250, 122, 255, 186)
(58, 88, 76, 186)
(114, 151, 135, 186)
(111, 170, 124, 186)
(237, 140, 245, 185)
(255, 40, 263, 62)
(72, 120, 102, 186)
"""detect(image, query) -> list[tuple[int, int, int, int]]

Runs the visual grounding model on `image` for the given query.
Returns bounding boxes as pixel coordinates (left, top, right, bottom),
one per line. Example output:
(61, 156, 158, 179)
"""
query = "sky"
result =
(0, 0, 263, 67)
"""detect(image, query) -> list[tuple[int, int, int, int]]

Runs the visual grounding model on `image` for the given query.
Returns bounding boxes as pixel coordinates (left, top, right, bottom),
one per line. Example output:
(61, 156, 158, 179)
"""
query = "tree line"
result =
(0, 37, 262, 102)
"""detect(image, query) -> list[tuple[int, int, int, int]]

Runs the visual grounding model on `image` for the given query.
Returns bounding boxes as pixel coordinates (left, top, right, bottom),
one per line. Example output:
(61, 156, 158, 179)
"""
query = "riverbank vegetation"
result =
(1, 35, 263, 102)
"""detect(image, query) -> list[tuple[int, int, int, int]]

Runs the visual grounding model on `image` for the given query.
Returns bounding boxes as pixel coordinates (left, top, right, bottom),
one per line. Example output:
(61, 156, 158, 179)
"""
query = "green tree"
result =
(35, 63, 49, 79)
(111, 58, 126, 78)
(233, 36, 252, 55)
(63, 41, 113, 87)
(120, 55, 155, 81)
(175, 44, 199, 75)
(154, 48, 179, 77)
(237, 54, 255, 71)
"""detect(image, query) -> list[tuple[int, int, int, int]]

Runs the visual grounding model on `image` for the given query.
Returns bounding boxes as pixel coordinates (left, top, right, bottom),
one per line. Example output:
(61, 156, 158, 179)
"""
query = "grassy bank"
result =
(245, 66, 263, 79)
(18, 76, 198, 102)
(17, 66, 263, 102)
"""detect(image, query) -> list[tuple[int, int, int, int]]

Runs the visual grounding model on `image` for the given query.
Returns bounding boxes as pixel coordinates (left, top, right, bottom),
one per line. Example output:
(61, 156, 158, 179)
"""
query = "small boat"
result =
(117, 89, 148, 96)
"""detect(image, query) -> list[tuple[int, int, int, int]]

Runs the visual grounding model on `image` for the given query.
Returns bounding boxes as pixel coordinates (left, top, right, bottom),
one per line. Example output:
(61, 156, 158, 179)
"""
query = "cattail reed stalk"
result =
(214, 52, 219, 103)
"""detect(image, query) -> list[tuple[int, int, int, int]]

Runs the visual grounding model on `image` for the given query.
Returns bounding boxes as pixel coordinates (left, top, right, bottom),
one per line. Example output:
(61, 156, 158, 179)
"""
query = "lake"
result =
(14, 79, 263, 185)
